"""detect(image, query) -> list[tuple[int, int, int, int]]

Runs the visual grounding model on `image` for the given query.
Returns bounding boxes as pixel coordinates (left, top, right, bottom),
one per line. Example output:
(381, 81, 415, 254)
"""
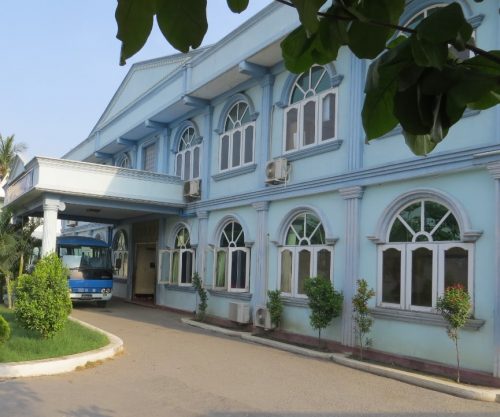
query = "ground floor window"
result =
(279, 212, 332, 297)
(112, 230, 128, 278)
(214, 221, 250, 292)
(158, 227, 195, 285)
(378, 199, 474, 311)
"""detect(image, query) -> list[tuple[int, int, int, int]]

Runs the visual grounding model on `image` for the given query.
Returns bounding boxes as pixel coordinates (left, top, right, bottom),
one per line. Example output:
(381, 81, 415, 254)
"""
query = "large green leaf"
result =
(156, 0, 207, 53)
(291, 0, 327, 34)
(416, 3, 472, 45)
(394, 84, 434, 135)
(282, 21, 342, 73)
(410, 36, 448, 69)
(226, 0, 249, 14)
(116, 0, 157, 66)
(403, 131, 441, 156)
(346, 0, 405, 59)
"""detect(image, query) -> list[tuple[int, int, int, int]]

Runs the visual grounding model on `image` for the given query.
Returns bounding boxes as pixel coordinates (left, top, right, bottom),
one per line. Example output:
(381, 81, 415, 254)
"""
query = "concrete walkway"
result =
(1, 299, 499, 417)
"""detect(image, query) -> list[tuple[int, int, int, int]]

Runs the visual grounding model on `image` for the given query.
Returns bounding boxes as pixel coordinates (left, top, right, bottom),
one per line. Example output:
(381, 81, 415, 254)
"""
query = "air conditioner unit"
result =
(67, 220, 78, 227)
(228, 302, 250, 324)
(265, 158, 289, 184)
(254, 305, 274, 330)
(183, 179, 201, 199)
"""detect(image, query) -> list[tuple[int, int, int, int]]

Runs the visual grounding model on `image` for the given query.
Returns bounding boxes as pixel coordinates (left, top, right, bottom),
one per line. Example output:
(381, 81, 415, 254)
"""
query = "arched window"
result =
(279, 212, 332, 297)
(284, 66, 337, 153)
(117, 153, 131, 169)
(219, 101, 255, 171)
(158, 227, 195, 286)
(175, 126, 202, 180)
(214, 221, 250, 292)
(112, 230, 128, 279)
(379, 200, 473, 311)
(402, 4, 474, 60)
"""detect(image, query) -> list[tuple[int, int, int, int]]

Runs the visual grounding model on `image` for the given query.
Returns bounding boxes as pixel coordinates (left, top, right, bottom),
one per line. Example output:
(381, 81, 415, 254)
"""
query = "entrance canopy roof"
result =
(4, 157, 186, 224)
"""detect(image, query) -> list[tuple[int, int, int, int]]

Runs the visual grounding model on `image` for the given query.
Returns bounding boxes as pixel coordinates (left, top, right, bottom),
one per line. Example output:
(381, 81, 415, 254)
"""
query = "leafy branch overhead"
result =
(116, 0, 500, 156)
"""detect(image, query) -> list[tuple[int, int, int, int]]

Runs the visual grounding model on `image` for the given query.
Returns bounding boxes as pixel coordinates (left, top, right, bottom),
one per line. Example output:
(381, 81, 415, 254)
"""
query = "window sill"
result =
(284, 139, 343, 162)
(282, 296, 309, 308)
(212, 164, 257, 182)
(207, 289, 252, 301)
(370, 307, 485, 331)
(161, 284, 196, 293)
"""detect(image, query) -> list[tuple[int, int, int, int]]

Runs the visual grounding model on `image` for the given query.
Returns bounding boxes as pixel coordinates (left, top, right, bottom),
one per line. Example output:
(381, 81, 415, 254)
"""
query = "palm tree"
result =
(0, 133, 27, 180)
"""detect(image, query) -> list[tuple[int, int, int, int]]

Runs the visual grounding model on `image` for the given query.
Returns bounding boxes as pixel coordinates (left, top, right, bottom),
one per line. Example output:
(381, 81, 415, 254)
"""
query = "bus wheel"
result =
(96, 301, 107, 308)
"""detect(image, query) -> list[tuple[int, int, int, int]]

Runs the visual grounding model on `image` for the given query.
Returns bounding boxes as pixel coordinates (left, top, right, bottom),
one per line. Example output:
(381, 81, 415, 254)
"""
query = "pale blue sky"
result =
(0, 1, 272, 160)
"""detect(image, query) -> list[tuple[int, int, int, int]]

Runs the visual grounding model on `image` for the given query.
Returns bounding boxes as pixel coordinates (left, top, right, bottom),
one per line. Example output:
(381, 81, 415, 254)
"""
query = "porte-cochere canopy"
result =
(4, 156, 186, 223)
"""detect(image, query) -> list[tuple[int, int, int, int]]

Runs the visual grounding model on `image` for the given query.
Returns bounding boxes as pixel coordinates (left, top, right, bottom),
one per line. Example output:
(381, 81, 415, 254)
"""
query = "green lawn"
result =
(0, 306, 109, 362)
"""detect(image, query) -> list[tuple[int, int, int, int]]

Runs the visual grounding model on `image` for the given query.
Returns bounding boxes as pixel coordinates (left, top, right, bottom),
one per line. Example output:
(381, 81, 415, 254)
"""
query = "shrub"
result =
(192, 272, 207, 321)
(352, 279, 375, 360)
(15, 253, 72, 338)
(266, 289, 283, 329)
(0, 314, 10, 344)
(436, 284, 472, 383)
(304, 276, 343, 345)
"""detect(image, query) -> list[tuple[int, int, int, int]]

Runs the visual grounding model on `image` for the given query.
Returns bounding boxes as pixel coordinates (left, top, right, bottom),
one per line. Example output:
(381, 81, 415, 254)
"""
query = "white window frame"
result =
(158, 248, 196, 286)
(283, 78, 338, 154)
(112, 250, 129, 279)
(142, 141, 157, 172)
(378, 242, 474, 312)
(176, 144, 202, 180)
(219, 122, 255, 172)
(213, 247, 228, 290)
(279, 245, 333, 298)
(227, 247, 250, 293)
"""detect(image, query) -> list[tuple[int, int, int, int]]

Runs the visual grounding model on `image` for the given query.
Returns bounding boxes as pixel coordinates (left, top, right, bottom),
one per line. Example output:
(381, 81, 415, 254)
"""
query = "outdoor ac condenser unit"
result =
(265, 158, 289, 184)
(228, 302, 250, 324)
(254, 305, 274, 330)
(183, 179, 201, 199)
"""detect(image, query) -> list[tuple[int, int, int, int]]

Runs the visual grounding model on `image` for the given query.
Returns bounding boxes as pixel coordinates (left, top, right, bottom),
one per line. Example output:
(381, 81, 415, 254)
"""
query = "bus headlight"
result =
(101, 288, 111, 295)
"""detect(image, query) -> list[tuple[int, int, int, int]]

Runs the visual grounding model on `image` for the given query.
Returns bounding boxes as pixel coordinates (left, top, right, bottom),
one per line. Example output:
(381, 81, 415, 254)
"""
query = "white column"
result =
(41, 198, 64, 256)
(339, 186, 364, 347)
(251, 201, 270, 311)
(487, 162, 500, 377)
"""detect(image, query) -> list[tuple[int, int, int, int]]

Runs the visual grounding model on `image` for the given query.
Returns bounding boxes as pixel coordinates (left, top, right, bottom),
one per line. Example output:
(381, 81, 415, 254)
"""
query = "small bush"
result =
(192, 273, 208, 321)
(352, 279, 375, 360)
(304, 276, 343, 345)
(0, 314, 10, 344)
(15, 253, 72, 338)
(437, 284, 472, 383)
(266, 289, 283, 328)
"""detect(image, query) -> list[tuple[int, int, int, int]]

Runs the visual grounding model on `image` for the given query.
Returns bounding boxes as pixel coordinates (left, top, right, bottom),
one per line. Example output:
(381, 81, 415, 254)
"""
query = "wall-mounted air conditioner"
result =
(228, 302, 250, 324)
(183, 179, 201, 199)
(254, 305, 274, 329)
(265, 158, 289, 184)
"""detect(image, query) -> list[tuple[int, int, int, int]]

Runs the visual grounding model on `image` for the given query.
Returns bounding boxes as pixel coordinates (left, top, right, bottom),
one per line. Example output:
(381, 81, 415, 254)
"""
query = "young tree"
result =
(192, 272, 208, 321)
(436, 284, 472, 383)
(304, 276, 343, 346)
(0, 133, 26, 180)
(115, 1, 499, 156)
(352, 279, 375, 360)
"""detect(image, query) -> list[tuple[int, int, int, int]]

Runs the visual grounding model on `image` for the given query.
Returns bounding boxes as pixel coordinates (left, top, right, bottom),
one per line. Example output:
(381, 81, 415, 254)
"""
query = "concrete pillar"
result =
(201, 107, 213, 200)
(339, 186, 364, 347)
(41, 197, 65, 256)
(487, 162, 500, 377)
(196, 211, 209, 280)
(347, 56, 365, 172)
(251, 201, 270, 311)
(258, 74, 275, 185)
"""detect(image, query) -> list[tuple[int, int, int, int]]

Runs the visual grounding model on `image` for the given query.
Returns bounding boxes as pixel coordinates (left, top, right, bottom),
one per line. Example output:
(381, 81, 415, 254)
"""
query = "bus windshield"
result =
(58, 245, 113, 280)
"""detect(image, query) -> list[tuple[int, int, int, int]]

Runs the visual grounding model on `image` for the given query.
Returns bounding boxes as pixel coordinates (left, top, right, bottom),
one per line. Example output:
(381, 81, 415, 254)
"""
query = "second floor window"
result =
(142, 142, 157, 172)
(175, 126, 202, 180)
(220, 101, 255, 172)
(284, 66, 337, 153)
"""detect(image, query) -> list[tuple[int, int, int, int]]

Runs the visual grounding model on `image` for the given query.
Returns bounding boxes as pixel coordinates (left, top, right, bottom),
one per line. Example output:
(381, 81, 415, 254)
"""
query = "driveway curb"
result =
(0, 316, 124, 379)
(181, 318, 500, 403)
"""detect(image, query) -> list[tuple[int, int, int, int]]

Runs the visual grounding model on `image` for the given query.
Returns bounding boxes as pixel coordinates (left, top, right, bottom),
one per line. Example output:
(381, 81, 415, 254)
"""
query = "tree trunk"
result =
(455, 336, 461, 383)
(18, 252, 24, 277)
(5, 275, 12, 309)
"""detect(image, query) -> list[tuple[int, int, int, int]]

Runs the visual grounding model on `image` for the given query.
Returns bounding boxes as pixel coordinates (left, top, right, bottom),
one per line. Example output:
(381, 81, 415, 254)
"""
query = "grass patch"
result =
(0, 306, 109, 363)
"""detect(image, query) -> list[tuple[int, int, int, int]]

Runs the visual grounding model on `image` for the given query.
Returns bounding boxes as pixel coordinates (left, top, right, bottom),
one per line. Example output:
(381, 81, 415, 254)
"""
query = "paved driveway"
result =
(1, 299, 499, 417)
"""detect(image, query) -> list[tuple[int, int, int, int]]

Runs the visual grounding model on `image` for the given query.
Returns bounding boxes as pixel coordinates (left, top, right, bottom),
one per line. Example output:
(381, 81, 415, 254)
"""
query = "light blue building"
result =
(5, 1, 500, 379)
